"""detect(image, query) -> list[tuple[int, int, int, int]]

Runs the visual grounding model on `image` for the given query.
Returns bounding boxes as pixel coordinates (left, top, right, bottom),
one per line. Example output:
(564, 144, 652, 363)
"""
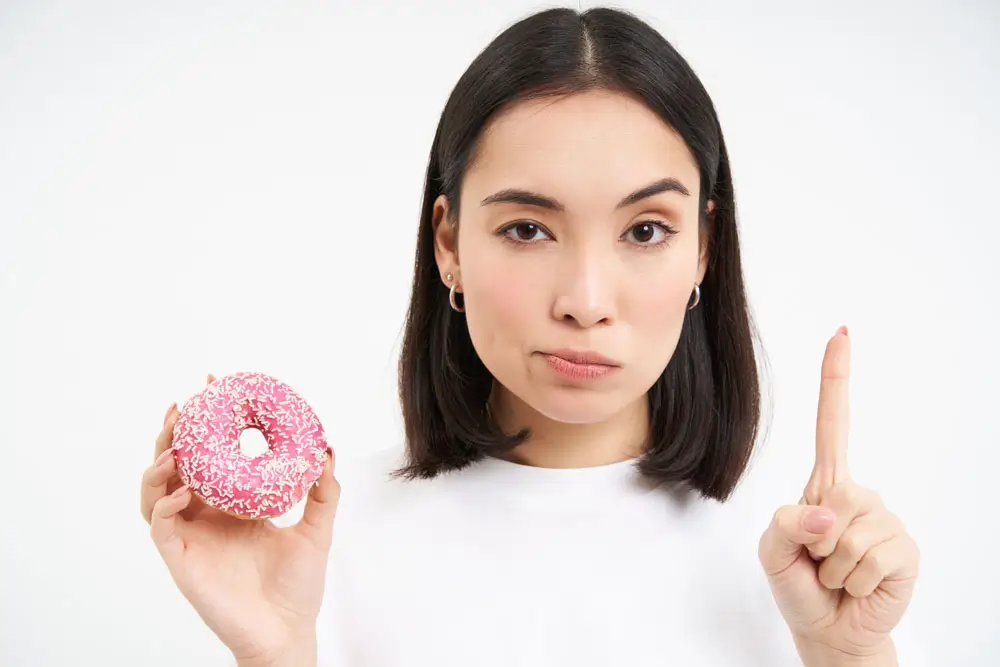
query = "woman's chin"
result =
(530, 391, 627, 425)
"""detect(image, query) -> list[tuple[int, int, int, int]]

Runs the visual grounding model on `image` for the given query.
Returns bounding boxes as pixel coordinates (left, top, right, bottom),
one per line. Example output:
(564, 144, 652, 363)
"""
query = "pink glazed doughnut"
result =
(171, 372, 330, 520)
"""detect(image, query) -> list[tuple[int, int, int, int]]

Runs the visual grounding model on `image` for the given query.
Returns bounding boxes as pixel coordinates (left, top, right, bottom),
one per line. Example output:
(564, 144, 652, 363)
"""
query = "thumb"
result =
(295, 450, 340, 549)
(758, 505, 836, 576)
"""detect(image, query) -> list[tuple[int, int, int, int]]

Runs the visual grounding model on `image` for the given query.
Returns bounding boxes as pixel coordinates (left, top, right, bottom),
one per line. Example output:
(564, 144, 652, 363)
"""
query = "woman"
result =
(141, 7, 921, 666)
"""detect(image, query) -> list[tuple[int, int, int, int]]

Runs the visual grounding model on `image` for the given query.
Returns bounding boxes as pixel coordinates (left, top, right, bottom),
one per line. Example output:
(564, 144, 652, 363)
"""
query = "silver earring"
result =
(687, 283, 701, 310)
(449, 283, 465, 312)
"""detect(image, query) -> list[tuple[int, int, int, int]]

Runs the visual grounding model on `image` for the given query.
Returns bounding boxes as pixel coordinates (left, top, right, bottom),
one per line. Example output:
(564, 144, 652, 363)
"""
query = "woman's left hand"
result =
(758, 327, 920, 664)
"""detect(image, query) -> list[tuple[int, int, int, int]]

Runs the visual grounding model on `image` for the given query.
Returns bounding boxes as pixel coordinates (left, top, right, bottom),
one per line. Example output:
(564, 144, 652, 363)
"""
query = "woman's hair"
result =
(393, 6, 768, 502)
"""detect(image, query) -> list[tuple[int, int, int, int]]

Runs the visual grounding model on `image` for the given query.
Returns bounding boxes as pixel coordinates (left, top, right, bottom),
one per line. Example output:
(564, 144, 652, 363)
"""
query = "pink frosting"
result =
(171, 372, 329, 519)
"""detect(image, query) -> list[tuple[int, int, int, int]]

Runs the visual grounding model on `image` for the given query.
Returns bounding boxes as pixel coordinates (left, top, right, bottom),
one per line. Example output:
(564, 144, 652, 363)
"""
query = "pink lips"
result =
(541, 349, 621, 381)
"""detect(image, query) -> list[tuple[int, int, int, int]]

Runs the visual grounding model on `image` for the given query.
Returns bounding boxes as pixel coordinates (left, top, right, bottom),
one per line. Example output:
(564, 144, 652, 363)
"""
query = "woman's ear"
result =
(697, 199, 715, 285)
(432, 194, 460, 283)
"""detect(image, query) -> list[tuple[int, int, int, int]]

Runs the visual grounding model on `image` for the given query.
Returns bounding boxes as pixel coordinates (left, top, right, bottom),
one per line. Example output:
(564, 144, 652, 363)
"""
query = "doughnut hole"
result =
(238, 427, 270, 459)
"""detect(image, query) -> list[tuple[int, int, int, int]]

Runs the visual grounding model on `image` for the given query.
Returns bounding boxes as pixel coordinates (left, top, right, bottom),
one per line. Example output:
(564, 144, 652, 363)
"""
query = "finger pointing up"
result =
(807, 326, 852, 502)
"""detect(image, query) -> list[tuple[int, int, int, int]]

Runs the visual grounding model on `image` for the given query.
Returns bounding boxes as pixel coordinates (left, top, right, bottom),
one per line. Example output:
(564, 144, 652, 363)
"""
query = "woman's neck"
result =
(487, 387, 648, 469)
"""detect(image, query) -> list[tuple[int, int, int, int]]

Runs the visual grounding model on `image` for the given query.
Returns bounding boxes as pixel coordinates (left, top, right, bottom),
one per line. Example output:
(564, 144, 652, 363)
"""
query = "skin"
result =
(141, 89, 918, 667)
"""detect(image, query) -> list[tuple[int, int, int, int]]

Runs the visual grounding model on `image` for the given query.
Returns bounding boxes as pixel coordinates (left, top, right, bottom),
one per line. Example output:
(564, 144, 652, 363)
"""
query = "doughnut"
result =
(171, 372, 330, 519)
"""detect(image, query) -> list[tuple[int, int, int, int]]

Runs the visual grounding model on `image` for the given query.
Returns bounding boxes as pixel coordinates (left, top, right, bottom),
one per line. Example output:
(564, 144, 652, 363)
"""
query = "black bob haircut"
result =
(393, 6, 768, 502)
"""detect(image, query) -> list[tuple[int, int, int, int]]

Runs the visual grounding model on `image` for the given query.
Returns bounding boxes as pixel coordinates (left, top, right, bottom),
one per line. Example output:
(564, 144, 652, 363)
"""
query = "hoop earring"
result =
(687, 283, 701, 310)
(449, 283, 465, 312)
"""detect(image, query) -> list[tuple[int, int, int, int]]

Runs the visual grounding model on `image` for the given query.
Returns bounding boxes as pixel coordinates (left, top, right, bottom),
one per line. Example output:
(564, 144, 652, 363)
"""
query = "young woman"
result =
(141, 7, 921, 666)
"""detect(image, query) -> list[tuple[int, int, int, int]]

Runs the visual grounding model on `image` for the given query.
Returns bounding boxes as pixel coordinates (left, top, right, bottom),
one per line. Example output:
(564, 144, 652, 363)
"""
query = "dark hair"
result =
(393, 6, 769, 502)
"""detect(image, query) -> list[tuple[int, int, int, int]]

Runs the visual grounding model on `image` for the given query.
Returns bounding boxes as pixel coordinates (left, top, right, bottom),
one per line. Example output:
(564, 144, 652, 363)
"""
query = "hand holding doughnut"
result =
(140, 373, 340, 665)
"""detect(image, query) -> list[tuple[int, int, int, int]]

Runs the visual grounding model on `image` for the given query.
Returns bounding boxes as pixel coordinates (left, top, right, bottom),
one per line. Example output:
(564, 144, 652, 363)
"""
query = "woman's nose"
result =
(551, 252, 617, 328)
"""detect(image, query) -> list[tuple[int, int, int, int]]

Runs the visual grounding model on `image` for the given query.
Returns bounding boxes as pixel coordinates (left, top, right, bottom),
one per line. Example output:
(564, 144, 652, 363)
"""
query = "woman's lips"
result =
(541, 350, 620, 381)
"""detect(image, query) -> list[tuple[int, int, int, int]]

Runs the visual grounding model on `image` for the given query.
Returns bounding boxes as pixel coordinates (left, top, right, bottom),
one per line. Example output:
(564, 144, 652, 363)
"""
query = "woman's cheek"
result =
(630, 265, 692, 344)
(469, 266, 533, 327)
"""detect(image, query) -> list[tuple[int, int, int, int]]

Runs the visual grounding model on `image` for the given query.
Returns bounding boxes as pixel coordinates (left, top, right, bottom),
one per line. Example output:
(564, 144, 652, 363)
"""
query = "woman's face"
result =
(433, 89, 712, 427)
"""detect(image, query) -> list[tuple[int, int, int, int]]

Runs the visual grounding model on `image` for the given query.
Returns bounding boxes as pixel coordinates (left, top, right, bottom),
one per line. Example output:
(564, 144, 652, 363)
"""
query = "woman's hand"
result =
(758, 328, 920, 665)
(141, 375, 340, 666)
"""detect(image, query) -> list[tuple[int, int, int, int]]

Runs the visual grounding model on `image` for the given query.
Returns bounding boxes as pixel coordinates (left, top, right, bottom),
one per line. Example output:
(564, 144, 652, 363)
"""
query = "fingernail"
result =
(171, 484, 190, 498)
(804, 508, 835, 534)
(837, 325, 849, 338)
(163, 402, 177, 426)
(155, 448, 174, 467)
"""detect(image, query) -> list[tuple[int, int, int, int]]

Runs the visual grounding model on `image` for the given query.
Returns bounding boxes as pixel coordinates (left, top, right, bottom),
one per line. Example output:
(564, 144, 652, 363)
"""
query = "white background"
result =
(1, 1, 997, 665)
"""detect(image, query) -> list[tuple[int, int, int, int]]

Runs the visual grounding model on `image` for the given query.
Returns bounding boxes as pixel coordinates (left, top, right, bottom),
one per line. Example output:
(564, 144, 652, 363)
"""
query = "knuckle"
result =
(818, 565, 842, 590)
(139, 487, 153, 523)
(766, 508, 784, 535)
(835, 480, 862, 506)
(892, 512, 908, 534)
(839, 532, 865, 561)
(801, 483, 820, 505)
(815, 559, 834, 587)
(865, 546, 887, 575)
(150, 494, 169, 518)
(830, 481, 881, 514)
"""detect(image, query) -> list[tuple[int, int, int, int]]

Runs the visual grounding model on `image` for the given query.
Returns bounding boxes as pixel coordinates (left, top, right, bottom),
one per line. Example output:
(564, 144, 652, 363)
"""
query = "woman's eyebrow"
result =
(479, 177, 691, 212)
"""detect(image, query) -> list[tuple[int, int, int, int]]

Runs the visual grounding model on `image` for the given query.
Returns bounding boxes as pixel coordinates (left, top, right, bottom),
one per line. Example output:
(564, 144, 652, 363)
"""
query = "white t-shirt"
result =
(277, 445, 925, 666)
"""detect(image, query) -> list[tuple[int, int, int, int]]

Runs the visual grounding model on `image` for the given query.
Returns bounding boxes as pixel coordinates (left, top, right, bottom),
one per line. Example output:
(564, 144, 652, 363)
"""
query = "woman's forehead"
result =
(469, 92, 699, 197)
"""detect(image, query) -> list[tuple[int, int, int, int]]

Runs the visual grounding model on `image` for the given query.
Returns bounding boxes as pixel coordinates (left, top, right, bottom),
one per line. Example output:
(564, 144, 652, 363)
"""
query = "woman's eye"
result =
(502, 222, 551, 243)
(625, 221, 675, 245)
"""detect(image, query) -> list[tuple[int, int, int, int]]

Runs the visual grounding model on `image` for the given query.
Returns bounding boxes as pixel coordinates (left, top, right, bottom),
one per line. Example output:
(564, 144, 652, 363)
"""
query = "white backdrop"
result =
(1, 1, 997, 665)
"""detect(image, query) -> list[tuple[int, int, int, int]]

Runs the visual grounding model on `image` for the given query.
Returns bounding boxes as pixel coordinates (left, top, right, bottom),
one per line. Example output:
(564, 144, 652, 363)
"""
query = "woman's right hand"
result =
(141, 375, 340, 667)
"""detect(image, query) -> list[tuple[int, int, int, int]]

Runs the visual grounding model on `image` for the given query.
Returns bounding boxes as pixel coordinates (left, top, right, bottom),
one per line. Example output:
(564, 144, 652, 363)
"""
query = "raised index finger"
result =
(812, 326, 851, 490)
